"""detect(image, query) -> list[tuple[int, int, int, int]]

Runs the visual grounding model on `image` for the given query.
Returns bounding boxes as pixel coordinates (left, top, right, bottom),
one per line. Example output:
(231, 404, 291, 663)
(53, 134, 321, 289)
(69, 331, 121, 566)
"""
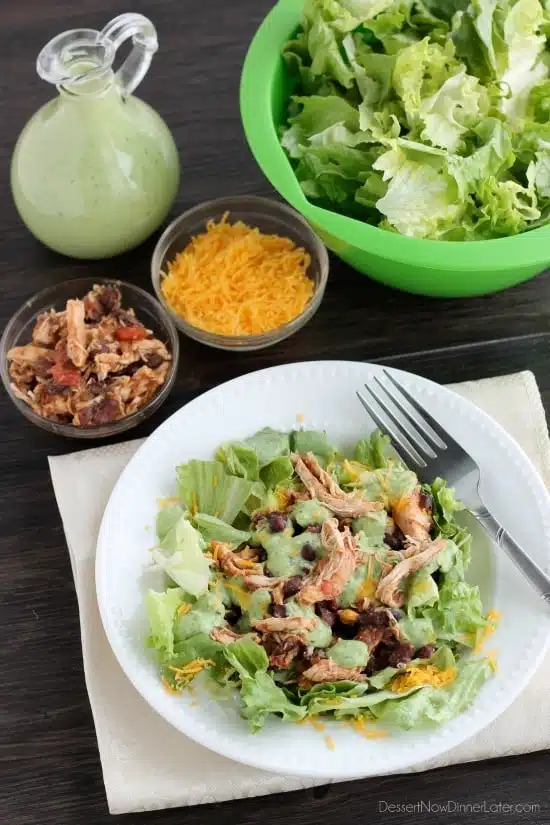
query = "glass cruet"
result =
(11, 13, 180, 260)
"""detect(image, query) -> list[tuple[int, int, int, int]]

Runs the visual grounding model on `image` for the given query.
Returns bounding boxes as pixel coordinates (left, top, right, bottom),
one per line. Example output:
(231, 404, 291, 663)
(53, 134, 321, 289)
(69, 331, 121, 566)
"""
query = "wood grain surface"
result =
(0, 1, 549, 823)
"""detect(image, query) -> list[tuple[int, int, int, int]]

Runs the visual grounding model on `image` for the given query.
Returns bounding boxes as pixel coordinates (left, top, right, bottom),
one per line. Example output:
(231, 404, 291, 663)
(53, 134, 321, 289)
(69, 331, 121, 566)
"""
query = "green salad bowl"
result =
(240, 0, 550, 298)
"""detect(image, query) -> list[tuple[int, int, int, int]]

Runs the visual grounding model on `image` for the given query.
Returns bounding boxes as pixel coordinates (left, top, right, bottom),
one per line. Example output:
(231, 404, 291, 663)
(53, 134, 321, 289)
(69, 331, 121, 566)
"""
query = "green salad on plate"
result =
(145, 427, 497, 733)
(279, 0, 550, 240)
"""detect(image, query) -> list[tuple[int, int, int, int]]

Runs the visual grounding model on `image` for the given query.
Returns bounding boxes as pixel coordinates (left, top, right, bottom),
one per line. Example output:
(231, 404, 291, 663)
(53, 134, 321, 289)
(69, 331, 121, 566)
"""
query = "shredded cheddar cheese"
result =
(473, 609, 501, 653)
(390, 664, 457, 693)
(168, 659, 215, 686)
(161, 214, 314, 336)
(157, 496, 180, 508)
(346, 715, 387, 739)
(162, 676, 181, 695)
(224, 580, 253, 610)
(177, 602, 193, 617)
(324, 735, 336, 751)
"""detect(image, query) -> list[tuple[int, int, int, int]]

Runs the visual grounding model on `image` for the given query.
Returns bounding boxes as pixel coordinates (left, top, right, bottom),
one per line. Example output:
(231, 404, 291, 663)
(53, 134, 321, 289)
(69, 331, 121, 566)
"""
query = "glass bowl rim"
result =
(0, 277, 180, 438)
(150, 195, 330, 351)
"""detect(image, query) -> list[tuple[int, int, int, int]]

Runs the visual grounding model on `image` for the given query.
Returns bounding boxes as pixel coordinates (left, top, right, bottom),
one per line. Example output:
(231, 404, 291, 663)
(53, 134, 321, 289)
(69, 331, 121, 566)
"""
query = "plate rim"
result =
(96, 360, 550, 779)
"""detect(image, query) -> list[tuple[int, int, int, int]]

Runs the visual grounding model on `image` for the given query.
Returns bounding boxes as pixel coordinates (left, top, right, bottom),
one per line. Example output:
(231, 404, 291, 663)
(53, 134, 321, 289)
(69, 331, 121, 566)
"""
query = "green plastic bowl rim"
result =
(240, 0, 550, 272)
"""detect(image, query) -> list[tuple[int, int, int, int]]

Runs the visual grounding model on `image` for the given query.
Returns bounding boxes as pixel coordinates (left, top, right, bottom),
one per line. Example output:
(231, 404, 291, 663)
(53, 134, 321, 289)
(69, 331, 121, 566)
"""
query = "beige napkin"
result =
(48, 370, 550, 816)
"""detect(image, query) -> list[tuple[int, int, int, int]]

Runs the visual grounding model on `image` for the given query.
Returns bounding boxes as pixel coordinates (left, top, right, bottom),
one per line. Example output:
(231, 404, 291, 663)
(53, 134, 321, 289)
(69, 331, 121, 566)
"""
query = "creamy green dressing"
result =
(286, 600, 332, 647)
(291, 498, 332, 527)
(353, 510, 387, 546)
(328, 639, 370, 668)
(338, 562, 371, 607)
(175, 592, 224, 640)
(262, 532, 322, 577)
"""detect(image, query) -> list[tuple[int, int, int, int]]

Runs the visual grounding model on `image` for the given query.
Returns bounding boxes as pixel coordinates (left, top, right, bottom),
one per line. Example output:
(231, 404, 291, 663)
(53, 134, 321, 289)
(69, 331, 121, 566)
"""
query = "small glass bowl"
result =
(151, 196, 329, 351)
(0, 278, 179, 439)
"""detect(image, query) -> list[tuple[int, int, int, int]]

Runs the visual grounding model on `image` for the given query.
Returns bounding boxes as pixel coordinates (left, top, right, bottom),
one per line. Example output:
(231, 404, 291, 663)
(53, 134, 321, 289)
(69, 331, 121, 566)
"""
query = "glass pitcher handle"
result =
(100, 13, 158, 98)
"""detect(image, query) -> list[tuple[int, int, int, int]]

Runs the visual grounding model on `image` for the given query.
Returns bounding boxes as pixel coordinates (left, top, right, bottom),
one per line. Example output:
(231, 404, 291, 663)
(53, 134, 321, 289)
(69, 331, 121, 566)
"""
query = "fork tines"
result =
(356, 369, 456, 469)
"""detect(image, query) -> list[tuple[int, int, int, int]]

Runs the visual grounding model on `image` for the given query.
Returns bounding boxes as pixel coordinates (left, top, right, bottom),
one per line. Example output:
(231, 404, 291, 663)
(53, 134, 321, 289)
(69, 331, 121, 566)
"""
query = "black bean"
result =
(270, 603, 287, 618)
(315, 603, 336, 627)
(225, 605, 242, 625)
(419, 491, 433, 513)
(387, 642, 414, 668)
(384, 525, 406, 551)
(86, 379, 104, 397)
(145, 353, 164, 369)
(43, 382, 70, 397)
(268, 512, 288, 533)
(358, 608, 390, 628)
(416, 645, 435, 660)
(98, 286, 121, 313)
(332, 620, 356, 640)
(368, 643, 393, 673)
(390, 607, 404, 620)
(301, 544, 316, 562)
(283, 576, 302, 599)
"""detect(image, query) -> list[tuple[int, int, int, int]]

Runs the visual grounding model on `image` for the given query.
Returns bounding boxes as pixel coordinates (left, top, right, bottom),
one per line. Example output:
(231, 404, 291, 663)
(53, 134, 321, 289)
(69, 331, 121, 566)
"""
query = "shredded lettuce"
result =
(177, 460, 254, 523)
(145, 425, 496, 733)
(421, 578, 491, 645)
(193, 513, 251, 546)
(260, 456, 294, 489)
(152, 515, 210, 596)
(146, 587, 184, 657)
(354, 429, 391, 468)
(280, 0, 550, 237)
(370, 658, 493, 727)
(224, 639, 306, 730)
(291, 429, 336, 464)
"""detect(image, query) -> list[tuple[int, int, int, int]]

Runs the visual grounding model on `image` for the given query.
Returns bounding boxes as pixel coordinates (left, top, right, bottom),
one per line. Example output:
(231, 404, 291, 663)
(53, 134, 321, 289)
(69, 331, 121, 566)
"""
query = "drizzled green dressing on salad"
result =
(145, 427, 497, 733)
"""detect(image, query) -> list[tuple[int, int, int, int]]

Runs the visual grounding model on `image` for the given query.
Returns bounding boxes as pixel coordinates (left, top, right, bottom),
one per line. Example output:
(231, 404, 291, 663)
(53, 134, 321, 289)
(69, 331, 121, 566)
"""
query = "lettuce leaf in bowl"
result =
(280, 0, 550, 238)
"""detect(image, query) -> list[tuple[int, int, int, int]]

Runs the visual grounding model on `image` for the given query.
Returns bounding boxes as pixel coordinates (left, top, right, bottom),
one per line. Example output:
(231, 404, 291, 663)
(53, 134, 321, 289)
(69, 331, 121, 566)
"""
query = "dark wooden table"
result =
(1, 1, 549, 823)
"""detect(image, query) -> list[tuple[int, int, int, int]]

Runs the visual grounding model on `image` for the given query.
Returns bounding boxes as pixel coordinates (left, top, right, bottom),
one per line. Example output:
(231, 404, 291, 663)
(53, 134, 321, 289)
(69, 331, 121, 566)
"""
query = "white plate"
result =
(96, 361, 550, 779)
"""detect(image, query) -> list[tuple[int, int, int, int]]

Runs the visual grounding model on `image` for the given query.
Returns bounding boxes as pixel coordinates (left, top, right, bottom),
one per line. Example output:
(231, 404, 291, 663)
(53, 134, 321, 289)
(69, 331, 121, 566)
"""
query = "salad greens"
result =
(280, 0, 550, 239)
(145, 427, 497, 733)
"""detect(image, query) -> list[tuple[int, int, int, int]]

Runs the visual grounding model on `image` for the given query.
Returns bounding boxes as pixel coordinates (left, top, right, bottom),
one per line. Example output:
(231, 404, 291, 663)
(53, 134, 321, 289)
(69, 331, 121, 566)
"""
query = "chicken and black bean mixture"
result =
(145, 427, 497, 732)
(7, 284, 171, 426)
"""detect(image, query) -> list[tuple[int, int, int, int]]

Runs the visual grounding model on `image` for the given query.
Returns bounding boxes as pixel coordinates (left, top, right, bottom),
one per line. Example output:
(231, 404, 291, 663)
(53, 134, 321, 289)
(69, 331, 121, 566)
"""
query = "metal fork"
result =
(357, 369, 550, 605)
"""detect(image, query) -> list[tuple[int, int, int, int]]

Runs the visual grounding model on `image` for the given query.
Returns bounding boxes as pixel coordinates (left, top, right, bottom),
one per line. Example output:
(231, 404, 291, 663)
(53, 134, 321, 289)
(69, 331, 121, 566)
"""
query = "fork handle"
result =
(475, 509, 550, 605)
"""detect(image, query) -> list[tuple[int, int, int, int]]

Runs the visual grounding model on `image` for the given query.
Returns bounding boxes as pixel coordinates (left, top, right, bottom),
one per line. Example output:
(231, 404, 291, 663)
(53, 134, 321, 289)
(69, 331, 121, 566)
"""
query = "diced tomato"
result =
(115, 325, 147, 341)
(49, 362, 81, 387)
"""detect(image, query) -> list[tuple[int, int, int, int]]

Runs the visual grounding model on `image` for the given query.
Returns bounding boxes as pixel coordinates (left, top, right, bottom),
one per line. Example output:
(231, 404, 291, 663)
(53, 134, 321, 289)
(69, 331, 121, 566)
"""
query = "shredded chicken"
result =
(210, 627, 259, 645)
(298, 519, 359, 605)
(393, 487, 432, 544)
(211, 542, 264, 577)
(253, 616, 316, 634)
(6, 284, 171, 426)
(66, 299, 88, 368)
(355, 607, 402, 652)
(32, 309, 64, 347)
(300, 658, 367, 685)
(291, 452, 381, 518)
(375, 538, 447, 608)
(355, 626, 385, 651)
(7, 344, 53, 368)
(244, 574, 287, 606)
(265, 633, 304, 670)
